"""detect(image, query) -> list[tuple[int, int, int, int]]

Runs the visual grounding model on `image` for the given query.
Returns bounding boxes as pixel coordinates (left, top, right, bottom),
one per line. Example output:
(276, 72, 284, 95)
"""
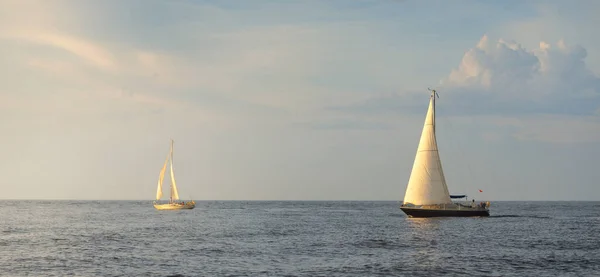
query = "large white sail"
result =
(156, 153, 169, 200)
(169, 139, 180, 200)
(403, 93, 452, 205)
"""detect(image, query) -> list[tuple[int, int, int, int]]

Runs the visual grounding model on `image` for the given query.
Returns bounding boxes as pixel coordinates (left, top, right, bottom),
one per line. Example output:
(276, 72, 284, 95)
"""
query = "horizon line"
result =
(1, 199, 599, 202)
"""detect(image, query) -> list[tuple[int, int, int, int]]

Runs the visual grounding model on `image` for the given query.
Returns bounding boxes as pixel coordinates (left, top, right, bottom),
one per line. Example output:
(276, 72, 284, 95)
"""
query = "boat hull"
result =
(153, 203, 195, 210)
(400, 207, 489, 218)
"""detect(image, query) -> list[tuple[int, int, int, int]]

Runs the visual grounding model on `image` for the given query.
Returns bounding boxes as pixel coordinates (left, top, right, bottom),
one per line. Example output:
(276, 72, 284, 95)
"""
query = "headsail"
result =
(156, 152, 169, 200)
(169, 139, 180, 200)
(403, 90, 452, 205)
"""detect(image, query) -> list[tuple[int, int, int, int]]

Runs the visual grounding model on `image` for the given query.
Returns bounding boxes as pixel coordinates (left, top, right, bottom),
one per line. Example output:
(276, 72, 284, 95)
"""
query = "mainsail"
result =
(403, 91, 452, 205)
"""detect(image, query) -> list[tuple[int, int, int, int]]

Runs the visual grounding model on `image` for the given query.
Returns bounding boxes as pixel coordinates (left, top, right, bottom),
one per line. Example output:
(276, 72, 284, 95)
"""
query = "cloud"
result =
(445, 36, 598, 94)
(492, 1, 600, 74)
(7, 31, 116, 69)
(439, 35, 600, 116)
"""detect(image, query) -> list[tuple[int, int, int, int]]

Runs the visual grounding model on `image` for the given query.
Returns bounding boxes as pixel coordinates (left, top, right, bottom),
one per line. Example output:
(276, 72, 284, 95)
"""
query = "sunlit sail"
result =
(153, 139, 195, 210)
(400, 89, 490, 217)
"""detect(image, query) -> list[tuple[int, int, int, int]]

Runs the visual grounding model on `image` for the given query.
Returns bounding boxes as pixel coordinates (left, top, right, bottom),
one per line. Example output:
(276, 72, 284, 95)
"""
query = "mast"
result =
(428, 88, 438, 131)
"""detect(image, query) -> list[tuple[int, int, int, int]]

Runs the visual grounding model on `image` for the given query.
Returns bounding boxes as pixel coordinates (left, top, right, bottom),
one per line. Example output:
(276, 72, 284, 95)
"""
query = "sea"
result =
(0, 201, 598, 277)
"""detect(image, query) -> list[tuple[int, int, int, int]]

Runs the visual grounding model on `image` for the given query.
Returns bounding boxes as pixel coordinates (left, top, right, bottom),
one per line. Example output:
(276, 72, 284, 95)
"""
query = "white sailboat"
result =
(400, 89, 489, 217)
(153, 139, 195, 210)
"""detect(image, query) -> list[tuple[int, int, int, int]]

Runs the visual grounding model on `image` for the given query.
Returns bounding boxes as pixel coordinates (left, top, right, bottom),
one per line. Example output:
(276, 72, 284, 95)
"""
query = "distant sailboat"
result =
(153, 139, 195, 210)
(400, 89, 489, 217)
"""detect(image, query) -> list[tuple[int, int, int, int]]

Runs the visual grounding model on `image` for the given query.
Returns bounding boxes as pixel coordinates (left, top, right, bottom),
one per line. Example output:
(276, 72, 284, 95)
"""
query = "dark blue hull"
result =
(400, 207, 489, 218)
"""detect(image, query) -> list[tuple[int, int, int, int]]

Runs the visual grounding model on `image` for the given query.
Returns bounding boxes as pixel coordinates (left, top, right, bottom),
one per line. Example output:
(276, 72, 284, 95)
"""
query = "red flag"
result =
(478, 189, 483, 192)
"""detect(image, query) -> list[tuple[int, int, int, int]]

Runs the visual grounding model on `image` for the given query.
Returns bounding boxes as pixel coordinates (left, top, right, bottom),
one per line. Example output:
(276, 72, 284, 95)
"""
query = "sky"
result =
(1, 0, 599, 201)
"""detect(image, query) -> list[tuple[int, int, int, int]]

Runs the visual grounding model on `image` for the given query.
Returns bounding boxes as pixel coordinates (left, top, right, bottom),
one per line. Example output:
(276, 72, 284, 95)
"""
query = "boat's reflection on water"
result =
(402, 217, 448, 270)
(405, 216, 446, 232)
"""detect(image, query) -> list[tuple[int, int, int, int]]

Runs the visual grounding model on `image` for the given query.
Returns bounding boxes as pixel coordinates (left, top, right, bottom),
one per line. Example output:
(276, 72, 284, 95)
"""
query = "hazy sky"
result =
(1, 0, 599, 201)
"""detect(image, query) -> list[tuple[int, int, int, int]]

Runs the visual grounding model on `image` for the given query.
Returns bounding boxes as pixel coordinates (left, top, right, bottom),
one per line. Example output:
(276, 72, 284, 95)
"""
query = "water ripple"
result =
(0, 201, 598, 276)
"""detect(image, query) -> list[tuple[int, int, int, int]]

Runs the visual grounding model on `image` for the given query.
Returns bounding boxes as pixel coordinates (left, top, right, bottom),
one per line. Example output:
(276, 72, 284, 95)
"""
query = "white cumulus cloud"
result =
(443, 35, 600, 112)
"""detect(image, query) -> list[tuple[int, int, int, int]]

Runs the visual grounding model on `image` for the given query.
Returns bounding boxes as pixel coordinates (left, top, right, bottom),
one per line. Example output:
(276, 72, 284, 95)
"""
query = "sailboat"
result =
(400, 89, 489, 217)
(153, 139, 195, 210)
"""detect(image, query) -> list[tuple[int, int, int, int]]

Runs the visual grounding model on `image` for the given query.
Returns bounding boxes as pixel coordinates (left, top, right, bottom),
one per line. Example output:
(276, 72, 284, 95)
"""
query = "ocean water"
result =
(0, 201, 599, 277)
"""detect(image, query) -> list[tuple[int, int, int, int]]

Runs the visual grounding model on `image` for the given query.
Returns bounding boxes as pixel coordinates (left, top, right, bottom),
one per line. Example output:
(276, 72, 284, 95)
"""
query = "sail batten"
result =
(403, 93, 452, 206)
